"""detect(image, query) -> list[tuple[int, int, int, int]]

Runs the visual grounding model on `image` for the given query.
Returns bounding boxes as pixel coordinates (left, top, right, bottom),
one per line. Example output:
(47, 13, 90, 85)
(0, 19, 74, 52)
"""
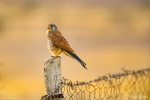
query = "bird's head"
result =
(47, 23, 57, 33)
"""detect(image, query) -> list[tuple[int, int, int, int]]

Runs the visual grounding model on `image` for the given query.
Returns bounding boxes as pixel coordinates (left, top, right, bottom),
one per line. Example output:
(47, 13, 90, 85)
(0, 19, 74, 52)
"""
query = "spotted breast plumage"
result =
(46, 23, 87, 69)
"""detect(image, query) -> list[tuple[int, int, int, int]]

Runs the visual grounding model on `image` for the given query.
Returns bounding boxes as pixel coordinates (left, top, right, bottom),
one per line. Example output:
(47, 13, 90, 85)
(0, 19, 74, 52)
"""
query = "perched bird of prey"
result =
(46, 23, 87, 69)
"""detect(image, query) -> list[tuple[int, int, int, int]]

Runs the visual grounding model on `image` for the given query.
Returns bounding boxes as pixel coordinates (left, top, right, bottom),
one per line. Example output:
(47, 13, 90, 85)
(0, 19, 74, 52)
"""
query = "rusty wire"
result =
(42, 68, 150, 100)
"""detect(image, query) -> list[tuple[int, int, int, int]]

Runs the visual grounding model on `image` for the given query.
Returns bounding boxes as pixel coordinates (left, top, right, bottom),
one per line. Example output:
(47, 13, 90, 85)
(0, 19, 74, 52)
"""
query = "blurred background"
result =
(0, 0, 150, 99)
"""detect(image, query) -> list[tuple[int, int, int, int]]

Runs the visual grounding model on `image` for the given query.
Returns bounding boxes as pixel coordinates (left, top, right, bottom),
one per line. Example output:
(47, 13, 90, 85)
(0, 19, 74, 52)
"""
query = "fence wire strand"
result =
(42, 68, 150, 100)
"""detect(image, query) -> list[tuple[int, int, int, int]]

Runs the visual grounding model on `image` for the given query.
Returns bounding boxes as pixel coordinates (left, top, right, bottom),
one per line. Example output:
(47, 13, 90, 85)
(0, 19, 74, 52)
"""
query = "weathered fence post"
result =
(41, 56, 63, 100)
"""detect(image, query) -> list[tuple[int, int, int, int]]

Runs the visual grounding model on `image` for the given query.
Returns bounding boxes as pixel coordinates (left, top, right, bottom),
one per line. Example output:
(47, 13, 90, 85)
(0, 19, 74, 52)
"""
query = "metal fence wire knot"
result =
(42, 68, 150, 100)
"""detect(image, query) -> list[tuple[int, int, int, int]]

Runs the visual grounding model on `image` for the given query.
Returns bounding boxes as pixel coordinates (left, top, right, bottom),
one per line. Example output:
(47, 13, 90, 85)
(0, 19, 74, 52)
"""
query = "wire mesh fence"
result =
(41, 67, 150, 100)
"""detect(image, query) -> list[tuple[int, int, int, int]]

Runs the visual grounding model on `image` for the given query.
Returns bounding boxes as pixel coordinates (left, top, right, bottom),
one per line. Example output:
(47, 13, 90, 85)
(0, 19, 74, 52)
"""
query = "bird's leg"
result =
(52, 56, 61, 58)
(57, 56, 61, 58)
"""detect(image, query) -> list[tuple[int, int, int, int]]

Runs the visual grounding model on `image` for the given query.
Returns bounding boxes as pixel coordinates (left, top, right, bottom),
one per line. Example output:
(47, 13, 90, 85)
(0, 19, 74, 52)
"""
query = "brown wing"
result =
(50, 30, 75, 53)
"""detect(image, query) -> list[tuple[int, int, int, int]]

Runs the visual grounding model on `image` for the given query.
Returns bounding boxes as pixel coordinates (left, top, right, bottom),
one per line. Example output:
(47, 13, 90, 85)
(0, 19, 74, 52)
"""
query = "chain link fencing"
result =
(41, 68, 150, 100)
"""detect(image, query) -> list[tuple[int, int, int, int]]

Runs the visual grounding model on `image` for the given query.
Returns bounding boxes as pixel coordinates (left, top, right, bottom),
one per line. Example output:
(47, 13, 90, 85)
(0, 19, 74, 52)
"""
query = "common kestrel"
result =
(46, 23, 87, 69)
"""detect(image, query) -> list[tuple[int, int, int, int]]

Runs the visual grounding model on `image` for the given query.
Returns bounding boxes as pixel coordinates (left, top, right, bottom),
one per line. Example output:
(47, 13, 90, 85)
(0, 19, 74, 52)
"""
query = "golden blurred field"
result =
(0, 1, 150, 100)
